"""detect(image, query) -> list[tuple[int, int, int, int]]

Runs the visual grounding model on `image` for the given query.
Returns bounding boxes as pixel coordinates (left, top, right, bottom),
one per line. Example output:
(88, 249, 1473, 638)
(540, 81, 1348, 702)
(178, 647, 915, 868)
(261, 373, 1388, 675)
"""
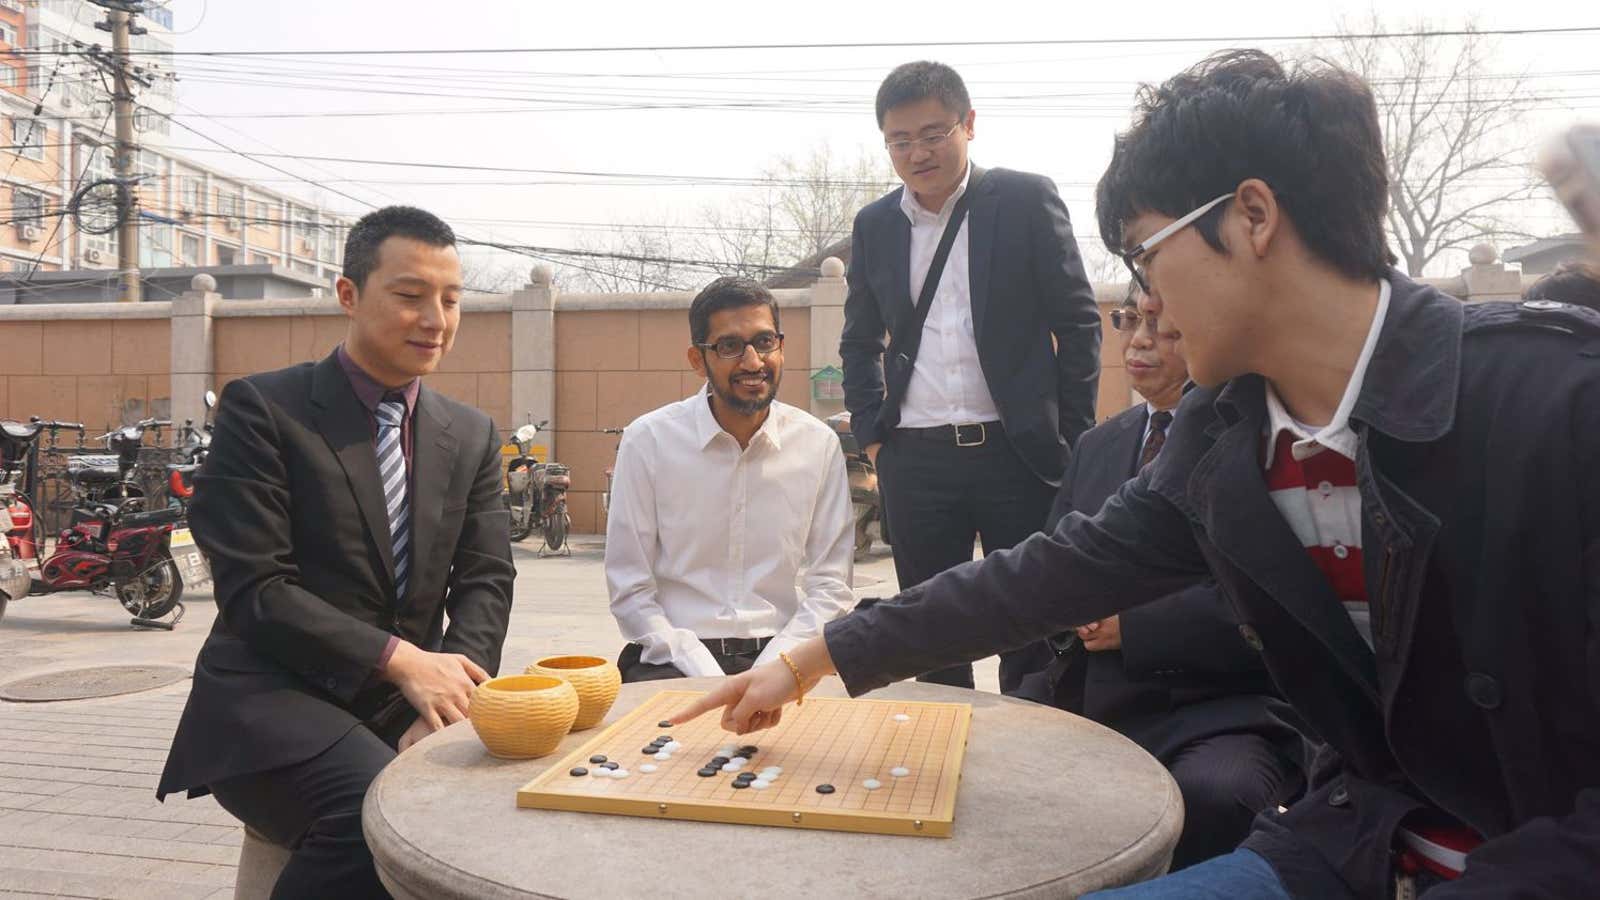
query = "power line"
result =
(4, 24, 1599, 57)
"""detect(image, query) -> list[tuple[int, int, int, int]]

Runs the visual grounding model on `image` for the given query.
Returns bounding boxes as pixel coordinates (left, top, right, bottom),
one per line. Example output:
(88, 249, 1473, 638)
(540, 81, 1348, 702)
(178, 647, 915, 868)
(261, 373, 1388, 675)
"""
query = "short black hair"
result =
(689, 276, 780, 345)
(342, 205, 456, 289)
(1096, 49, 1391, 281)
(1524, 260, 1600, 313)
(875, 61, 971, 128)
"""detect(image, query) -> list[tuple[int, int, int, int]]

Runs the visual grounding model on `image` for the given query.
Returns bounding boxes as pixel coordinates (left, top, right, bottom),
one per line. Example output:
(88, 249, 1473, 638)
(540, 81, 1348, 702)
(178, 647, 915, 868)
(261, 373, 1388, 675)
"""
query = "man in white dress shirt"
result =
(606, 276, 856, 681)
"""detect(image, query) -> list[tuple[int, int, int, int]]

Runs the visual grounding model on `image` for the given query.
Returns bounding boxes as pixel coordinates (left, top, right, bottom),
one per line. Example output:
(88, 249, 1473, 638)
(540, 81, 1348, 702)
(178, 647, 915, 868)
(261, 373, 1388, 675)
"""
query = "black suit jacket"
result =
(838, 166, 1102, 485)
(1014, 403, 1302, 762)
(157, 352, 515, 799)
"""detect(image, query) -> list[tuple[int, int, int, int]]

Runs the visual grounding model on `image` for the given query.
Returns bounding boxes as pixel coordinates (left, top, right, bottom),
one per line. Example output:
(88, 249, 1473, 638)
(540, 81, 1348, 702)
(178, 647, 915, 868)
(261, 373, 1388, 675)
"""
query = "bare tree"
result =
(559, 225, 701, 293)
(1330, 19, 1543, 276)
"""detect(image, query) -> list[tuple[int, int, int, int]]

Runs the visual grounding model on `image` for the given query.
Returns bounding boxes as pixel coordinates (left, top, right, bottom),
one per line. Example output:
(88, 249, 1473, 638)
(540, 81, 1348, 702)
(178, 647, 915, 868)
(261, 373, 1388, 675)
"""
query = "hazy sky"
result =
(157, 0, 1595, 280)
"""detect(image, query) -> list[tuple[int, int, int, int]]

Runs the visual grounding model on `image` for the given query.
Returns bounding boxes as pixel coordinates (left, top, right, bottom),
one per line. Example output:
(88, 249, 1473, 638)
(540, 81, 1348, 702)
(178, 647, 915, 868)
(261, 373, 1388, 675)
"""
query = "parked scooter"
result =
(71, 418, 172, 512)
(0, 417, 208, 628)
(503, 419, 572, 554)
(0, 421, 45, 623)
(825, 412, 891, 558)
(166, 391, 217, 510)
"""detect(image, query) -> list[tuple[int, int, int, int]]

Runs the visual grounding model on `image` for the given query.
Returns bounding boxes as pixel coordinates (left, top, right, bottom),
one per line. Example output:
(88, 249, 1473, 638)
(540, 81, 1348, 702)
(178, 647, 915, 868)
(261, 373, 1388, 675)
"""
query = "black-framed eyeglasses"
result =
(884, 121, 961, 157)
(696, 331, 784, 360)
(1120, 191, 1235, 293)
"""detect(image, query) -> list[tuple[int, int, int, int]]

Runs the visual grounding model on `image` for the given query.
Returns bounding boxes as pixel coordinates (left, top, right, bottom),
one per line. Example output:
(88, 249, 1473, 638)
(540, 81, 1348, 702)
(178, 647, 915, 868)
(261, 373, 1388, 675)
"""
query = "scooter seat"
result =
(66, 458, 120, 483)
(0, 420, 41, 440)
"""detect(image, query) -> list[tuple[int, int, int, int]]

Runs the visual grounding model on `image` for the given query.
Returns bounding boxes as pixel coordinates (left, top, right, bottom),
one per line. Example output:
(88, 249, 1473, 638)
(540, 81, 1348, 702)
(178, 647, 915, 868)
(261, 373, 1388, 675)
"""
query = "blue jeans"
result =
(1085, 848, 1292, 899)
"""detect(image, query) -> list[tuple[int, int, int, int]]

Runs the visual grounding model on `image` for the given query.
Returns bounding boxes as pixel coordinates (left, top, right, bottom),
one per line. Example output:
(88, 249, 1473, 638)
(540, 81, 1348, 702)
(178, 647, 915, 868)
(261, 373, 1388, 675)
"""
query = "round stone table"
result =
(364, 678, 1183, 900)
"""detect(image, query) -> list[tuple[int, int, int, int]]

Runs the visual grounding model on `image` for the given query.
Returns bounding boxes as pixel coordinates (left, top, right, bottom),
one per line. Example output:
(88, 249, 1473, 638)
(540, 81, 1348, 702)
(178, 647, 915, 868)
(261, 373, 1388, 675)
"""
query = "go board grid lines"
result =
(517, 690, 971, 837)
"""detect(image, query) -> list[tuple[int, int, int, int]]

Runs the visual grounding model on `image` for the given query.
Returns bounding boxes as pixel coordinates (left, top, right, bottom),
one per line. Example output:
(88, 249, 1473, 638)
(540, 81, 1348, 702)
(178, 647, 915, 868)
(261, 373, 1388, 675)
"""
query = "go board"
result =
(517, 689, 971, 837)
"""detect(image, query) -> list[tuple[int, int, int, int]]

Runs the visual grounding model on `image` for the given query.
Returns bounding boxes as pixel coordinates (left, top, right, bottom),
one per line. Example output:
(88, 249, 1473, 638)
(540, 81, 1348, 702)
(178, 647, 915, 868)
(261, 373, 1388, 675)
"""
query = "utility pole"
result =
(108, 6, 140, 302)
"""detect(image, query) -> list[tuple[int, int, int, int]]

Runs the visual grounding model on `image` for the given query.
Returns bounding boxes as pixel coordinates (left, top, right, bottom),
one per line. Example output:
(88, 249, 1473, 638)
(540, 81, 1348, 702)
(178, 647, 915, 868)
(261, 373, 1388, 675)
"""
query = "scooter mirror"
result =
(514, 424, 539, 444)
(204, 390, 217, 410)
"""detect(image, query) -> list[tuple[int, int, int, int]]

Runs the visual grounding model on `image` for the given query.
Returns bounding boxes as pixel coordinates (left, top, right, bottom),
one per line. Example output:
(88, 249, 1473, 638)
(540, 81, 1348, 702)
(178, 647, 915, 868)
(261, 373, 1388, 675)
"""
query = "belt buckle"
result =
(955, 422, 986, 447)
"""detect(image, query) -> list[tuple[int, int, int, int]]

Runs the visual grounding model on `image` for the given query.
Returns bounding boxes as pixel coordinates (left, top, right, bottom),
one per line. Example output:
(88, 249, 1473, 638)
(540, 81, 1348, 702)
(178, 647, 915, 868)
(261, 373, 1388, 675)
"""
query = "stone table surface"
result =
(364, 678, 1183, 900)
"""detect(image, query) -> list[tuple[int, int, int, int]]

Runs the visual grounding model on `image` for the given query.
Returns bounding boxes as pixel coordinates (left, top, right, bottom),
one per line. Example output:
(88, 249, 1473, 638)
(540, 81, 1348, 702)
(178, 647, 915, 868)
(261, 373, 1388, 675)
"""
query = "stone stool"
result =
(233, 827, 291, 900)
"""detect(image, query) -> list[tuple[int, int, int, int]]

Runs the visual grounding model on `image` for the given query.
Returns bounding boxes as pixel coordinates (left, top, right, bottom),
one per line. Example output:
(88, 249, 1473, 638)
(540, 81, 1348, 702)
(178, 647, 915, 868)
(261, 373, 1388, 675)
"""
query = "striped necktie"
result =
(375, 396, 410, 604)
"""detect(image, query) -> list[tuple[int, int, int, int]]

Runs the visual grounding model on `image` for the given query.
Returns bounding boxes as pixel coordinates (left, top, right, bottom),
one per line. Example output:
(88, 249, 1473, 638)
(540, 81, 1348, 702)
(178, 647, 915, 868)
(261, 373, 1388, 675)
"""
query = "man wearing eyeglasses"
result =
(1009, 282, 1306, 871)
(673, 50, 1600, 899)
(606, 276, 855, 683)
(838, 60, 1101, 690)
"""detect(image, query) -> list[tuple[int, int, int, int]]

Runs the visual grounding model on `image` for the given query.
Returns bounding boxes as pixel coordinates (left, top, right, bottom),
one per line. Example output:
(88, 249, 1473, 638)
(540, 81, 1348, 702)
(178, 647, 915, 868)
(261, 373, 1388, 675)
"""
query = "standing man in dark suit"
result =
(1011, 283, 1305, 869)
(157, 206, 515, 898)
(839, 60, 1102, 690)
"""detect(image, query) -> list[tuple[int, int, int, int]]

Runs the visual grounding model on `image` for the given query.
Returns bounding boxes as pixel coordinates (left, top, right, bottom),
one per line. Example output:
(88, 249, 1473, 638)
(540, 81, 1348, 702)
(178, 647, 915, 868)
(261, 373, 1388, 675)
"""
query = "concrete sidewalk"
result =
(0, 538, 993, 898)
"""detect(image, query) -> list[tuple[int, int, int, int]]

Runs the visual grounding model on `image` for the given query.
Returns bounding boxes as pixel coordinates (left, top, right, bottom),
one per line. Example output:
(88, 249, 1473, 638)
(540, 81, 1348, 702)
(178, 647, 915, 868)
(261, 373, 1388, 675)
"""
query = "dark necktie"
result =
(1139, 410, 1173, 470)
(375, 395, 411, 603)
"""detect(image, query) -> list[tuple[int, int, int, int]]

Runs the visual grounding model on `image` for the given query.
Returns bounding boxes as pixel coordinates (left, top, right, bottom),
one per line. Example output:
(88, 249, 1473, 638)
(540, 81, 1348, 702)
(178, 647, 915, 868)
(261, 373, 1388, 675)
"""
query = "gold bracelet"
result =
(778, 651, 806, 706)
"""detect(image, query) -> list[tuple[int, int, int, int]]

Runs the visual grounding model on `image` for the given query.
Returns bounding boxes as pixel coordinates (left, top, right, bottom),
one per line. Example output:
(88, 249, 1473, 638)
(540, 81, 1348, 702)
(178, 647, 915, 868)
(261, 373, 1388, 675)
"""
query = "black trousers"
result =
(208, 699, 417, 900)
(875, 424, 1056, 690)
(1164, 731, 1304, 870)
(617, 638, 770, 683)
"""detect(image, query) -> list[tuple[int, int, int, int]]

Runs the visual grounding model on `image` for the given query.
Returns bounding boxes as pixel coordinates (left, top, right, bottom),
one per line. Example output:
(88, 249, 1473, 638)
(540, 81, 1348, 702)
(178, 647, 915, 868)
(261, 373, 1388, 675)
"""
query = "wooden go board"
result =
(517, 690, 972, 837)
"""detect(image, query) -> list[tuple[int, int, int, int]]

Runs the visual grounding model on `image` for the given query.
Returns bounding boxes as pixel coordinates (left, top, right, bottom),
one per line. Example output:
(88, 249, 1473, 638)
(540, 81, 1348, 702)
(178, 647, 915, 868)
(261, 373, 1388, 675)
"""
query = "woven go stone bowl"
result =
(468, 674, 579, 759)
(526, 655, 621, 730)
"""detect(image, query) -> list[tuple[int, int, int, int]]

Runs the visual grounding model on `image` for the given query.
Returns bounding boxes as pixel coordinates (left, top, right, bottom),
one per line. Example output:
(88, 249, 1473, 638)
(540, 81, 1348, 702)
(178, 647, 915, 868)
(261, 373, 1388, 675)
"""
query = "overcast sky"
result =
(159, 0, 1595, 280)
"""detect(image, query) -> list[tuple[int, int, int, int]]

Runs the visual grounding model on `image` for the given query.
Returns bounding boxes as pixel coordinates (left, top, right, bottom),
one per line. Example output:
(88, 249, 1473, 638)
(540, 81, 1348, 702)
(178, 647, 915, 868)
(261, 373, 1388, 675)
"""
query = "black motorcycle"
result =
(826, 412, 890, 558)
(504, 419, 572, 555)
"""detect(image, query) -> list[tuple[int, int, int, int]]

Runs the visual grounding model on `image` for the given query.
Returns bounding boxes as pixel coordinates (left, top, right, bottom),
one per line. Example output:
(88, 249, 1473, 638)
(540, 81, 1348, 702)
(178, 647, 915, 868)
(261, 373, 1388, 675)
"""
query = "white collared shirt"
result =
(605, 388, 856, 677)
(898, 162, 1002, 428)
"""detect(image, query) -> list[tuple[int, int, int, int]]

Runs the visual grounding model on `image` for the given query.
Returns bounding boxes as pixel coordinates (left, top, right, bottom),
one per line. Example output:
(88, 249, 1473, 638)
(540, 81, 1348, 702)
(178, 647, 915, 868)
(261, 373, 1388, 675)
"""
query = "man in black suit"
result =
(1010, 283, 1305, 869)
(840, 61, 1101, 689)
(157, 206, 515, 898)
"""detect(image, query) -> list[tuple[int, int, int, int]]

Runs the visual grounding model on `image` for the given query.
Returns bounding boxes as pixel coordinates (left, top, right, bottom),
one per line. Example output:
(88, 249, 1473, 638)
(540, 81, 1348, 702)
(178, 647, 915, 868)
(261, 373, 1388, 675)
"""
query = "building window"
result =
(249, 200, 271, 225)
(0, 24, 16, 47)
(13, 188, 42, 225)
(215, 244, 236, 266)
(12, 118, 44, 160)
(250, 253, 276, 266)
(0, 67, 16, 89)
(180, 175, 204, 214)
(181, 233, 201, 264)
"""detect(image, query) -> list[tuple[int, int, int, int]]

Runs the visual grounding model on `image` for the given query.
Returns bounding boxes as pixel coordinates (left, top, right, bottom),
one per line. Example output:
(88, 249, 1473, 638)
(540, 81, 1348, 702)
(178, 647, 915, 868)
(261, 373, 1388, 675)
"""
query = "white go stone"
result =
(890, 767, 911, 778)
(611, 769, 630, 779)
(760, 767, 782, 777)
(893, 714, 911, 723)
(863, 779, 883, 790)
(663, 741, 682, 751)
(721, 762, 742, 773)
(653, 751, 672, 760)
(719, 745, 738, 757)
(751, 779, 772, 790)
(639, 764, 658, 773)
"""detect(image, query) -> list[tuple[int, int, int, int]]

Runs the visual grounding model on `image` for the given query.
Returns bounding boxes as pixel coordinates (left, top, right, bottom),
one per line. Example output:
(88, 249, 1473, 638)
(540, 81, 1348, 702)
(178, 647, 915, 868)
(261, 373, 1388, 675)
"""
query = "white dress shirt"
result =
(898, 162, 1003, 428)
(605, 388, 856, 677)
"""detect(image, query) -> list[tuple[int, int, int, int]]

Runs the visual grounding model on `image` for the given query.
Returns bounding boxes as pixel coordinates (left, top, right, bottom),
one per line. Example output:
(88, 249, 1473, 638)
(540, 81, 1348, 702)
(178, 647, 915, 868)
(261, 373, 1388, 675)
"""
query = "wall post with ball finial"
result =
(170, 273, 222, 431)
(510, 264, 558, 460)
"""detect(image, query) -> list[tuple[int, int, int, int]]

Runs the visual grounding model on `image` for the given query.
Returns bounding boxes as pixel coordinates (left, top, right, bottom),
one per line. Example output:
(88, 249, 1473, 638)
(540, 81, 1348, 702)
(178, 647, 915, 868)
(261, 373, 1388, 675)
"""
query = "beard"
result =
(710, 368, 781, 415)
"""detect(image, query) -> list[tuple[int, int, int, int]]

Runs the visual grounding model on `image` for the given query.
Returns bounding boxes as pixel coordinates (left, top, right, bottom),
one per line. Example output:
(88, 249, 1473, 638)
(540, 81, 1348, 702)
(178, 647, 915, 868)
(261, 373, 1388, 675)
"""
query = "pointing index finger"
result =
(666, 682, 735, 727)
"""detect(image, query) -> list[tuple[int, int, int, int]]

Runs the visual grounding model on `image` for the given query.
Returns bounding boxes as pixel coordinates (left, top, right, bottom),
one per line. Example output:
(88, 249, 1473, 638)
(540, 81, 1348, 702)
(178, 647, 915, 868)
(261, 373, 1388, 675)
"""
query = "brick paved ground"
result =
(0, 537, 970, 898)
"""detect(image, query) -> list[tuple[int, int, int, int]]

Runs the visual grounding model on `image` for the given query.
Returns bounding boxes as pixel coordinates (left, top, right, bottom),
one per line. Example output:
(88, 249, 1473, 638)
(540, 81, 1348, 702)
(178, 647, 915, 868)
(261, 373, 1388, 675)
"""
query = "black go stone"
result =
(602, 762, 620, 770)
(697, 768, 719, 777)
(730, 780, 750, 789)
(710, 756, 730, 766)
(739, 745, 759, 755)
(589, 755, 607, 764)
(815, 784, 836, 794)
(643, 746, 661, 755)
(656, 735, 673, 742)
(569, 767, 588, 777)
(657, 720, 673, 728)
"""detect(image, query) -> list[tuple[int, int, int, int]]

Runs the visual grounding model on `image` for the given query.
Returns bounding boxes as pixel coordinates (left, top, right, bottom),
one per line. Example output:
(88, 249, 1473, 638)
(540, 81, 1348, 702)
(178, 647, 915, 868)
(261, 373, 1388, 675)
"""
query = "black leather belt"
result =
(701, 636, 772, 656)
(895, 420, 1002, 447)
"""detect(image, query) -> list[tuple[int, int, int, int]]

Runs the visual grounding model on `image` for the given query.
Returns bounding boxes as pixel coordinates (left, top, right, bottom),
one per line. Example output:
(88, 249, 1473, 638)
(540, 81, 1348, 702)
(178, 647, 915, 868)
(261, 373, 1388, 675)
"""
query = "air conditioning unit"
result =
(223, 219, 239, 232)
(17, 224, 40, 241)
(85, 248, 104, 263)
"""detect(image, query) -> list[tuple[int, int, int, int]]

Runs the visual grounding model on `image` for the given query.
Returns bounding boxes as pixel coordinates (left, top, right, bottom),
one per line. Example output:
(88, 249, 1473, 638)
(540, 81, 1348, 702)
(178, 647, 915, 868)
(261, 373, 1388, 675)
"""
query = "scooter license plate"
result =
(168, 539, 212, 591)
(170, 527, 196, 548)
